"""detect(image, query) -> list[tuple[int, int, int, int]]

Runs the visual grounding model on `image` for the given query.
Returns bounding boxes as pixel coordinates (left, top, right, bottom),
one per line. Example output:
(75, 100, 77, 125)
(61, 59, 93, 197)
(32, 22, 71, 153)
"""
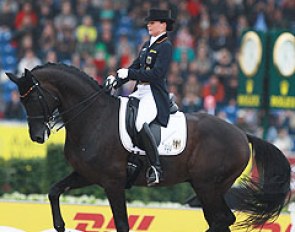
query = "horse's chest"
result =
(66, 150, 104, 176)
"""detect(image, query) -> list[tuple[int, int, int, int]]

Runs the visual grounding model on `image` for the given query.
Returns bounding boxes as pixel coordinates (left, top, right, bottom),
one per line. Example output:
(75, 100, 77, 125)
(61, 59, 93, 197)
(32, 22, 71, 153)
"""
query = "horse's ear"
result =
(5, 72, 19, 84)
(25, 68, 33, 79)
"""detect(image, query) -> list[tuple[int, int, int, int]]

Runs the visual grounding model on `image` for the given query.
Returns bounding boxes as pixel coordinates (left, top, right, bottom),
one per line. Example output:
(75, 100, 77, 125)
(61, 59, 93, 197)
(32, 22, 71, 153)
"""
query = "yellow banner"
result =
(0, 201, 292, 232)
(0, 123, 65, 160)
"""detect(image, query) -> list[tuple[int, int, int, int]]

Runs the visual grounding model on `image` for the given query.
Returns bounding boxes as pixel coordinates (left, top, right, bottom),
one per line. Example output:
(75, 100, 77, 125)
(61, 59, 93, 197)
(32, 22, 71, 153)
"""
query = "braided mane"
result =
(31, 62, 101, 91)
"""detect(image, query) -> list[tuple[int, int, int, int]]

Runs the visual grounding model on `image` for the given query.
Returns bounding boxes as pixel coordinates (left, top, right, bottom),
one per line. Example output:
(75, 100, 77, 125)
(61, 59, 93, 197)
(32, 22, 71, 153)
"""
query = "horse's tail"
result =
(235, 133, 291, 229)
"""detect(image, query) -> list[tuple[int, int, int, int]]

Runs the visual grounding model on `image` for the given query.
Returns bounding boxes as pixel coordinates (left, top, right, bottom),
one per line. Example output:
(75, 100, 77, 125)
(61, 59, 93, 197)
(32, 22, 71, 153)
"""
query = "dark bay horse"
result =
(6, 63, 291, 232)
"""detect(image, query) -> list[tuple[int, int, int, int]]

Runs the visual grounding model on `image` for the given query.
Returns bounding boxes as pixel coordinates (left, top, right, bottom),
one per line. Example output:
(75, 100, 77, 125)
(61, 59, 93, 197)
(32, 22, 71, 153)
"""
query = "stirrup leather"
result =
(146, 166, 160, 186)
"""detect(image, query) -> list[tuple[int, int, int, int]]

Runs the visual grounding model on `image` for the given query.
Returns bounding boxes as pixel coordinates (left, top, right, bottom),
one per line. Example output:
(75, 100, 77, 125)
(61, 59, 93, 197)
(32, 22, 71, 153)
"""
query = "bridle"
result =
(21, 77, 103, 132)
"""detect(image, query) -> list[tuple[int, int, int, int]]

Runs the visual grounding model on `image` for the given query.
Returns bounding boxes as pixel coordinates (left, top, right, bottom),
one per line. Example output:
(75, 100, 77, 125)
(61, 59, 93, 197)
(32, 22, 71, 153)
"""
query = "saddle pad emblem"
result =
(118, 97, 187, 156)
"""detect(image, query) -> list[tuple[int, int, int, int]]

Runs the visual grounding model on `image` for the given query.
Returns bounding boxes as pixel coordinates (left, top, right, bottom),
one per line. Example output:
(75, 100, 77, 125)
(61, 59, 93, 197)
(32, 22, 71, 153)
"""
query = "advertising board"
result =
(0, 123, 65, 159)
(0, 201, 292, 232)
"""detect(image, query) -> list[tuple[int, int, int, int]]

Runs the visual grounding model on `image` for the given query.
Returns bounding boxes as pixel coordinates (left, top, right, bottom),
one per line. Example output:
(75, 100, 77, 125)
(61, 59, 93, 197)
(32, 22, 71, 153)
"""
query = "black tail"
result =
(235, 134, 291, 229)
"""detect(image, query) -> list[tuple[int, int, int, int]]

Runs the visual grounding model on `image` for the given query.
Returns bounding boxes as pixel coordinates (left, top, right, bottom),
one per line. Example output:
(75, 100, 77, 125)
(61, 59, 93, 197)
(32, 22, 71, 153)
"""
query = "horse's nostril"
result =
(36, 136, 44, 143)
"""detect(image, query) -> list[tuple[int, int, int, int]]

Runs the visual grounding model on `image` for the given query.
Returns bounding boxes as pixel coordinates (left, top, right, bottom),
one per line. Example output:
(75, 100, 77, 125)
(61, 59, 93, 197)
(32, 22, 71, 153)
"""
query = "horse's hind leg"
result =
(48, 171, 92, 232)
(191, 182, 235, 232)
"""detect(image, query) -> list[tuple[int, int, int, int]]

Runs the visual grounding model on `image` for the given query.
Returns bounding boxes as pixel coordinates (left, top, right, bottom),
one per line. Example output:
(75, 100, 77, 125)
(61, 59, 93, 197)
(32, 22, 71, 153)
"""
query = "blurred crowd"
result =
(0, 0, 294, 154)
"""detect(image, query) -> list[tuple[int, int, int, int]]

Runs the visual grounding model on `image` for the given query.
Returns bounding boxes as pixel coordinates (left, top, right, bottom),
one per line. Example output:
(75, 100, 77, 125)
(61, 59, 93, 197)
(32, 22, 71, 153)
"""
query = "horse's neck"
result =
(62, 90, 119, 136)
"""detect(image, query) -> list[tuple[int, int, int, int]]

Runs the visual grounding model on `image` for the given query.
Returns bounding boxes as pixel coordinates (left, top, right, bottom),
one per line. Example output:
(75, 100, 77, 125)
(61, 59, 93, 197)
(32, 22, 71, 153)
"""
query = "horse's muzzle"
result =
(30, 125, 50, 144)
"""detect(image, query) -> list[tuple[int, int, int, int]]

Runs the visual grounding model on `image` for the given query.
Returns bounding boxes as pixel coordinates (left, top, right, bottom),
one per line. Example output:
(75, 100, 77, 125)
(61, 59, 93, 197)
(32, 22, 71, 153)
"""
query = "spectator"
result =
(54, 1, 77, 33)
(76, 15, 97, 57)
(274, 128, 294, 155)
(56, 27, 76, 61)
(210, 14, 234, 52)
(190, 40, 212, 83)
(18, 32, 34, 57)
(213, 48, 234, 86)
(115, 32, 135, 68)
(203, 95, 216, 115)
(252, 1, 269, 32)
(182, 73, 202, 113)
(235, 14, 249, 41)
(83, 56, 102, 84)
(44, 50, 58, 63)
(17, 49, 41, 74)
(14, 1, 38, 30)
(235, 110, 254, 133)
(202, 74, 225, 107)
(38, 21, 56, 58)
(168, 84, 182, 109)
(96, 25, 115, 56)
(186, 0, 202, 19)
(182, 91, 203, 113)
(0, 0, 16, 29)
(4, 90, 25, 120)
(222, 98, 238, 124)
(281, 0, 295, 29)
(99, 0, 116, 22)
(37, 2, 55, 28)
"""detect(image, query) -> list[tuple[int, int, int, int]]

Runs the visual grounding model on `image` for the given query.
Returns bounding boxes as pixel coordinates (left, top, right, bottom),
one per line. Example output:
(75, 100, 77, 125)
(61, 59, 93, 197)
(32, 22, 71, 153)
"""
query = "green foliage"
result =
(2, 158, 45, 194)
(0, 145, 194, 204)
(0, 157, 7, 195)
(126, 183, 194, 204)
(43, 144, 72, 191)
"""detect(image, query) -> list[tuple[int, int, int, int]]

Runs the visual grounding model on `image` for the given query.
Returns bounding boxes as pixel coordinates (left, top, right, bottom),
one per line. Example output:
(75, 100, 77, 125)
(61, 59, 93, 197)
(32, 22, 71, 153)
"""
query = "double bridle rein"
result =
(21, 78, 103, 132)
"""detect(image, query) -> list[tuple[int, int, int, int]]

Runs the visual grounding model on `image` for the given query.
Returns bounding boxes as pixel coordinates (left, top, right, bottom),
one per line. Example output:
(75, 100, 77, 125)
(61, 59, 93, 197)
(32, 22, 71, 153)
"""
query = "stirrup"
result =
(146, 166, 160, 187)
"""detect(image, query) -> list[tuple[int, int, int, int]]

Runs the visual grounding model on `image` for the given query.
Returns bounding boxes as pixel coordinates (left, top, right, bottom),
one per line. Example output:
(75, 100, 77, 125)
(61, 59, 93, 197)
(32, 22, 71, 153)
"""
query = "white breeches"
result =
(129, 84, 157, 132)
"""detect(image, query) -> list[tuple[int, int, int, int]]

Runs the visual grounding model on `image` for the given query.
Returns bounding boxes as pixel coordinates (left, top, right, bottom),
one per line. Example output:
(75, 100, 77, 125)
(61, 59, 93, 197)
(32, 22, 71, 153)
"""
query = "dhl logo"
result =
(73, 212, 154, 232)
(253, 222, 292, 232)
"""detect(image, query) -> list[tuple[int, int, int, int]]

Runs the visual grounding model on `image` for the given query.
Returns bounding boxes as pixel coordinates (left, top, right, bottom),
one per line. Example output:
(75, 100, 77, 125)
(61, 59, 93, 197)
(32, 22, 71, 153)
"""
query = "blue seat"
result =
(1, 55, 17, 72)
(0, 44, 16, 56)
(0, 31, 12, 43)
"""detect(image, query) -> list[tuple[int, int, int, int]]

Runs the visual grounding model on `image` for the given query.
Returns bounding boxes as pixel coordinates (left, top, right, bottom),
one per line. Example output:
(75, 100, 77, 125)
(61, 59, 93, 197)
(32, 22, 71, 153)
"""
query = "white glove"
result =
(104, 75, 117, 89)
(117, 68, 129, 79)
(106, 75, 116, 84)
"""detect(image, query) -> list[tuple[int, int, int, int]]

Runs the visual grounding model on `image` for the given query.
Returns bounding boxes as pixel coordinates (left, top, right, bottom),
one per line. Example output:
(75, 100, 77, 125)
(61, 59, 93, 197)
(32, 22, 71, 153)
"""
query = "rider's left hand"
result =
(104, 75, 117, 91)
(117, 68, 129, 79)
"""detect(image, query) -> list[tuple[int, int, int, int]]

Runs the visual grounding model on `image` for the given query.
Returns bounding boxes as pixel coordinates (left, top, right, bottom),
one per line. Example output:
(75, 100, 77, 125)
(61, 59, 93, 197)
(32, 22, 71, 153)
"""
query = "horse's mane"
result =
(31, 63, 102, 91)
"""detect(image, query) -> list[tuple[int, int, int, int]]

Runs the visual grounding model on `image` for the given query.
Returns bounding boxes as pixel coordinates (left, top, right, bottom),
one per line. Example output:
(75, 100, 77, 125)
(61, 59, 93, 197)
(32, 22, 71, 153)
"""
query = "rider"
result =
(106, 9, 175, 186)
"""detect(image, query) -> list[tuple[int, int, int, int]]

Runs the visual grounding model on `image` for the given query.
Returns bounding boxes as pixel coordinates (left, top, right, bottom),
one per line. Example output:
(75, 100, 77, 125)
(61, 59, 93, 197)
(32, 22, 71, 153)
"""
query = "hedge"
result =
(0, 145, 194, 204)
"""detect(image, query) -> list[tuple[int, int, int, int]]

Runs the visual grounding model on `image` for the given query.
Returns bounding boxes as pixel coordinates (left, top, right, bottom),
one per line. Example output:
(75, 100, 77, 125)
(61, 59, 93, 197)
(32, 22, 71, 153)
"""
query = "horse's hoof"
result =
(206, 227, 230, 232)
(55, 225, 65, 232)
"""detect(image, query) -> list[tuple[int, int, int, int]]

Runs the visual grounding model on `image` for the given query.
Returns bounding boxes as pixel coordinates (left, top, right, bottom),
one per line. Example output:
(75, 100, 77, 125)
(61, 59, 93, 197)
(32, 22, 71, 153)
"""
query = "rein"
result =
(54, 90, 102, 131)
(22, 80, 104, 132)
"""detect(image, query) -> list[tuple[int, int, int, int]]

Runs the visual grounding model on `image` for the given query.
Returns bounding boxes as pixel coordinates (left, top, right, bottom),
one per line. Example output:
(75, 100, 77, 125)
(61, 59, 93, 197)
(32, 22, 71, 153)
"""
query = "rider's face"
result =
(147, 21, 167, 37)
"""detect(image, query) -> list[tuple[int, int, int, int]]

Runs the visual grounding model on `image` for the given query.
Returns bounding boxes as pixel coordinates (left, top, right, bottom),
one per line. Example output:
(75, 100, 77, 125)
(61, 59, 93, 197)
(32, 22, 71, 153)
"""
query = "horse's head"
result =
(6, 69, 60, 144)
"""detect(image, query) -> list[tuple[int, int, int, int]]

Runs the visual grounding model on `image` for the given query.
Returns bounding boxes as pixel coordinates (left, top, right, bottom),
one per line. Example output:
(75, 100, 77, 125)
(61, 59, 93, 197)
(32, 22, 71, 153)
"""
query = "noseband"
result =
(21, 77, 103, 132)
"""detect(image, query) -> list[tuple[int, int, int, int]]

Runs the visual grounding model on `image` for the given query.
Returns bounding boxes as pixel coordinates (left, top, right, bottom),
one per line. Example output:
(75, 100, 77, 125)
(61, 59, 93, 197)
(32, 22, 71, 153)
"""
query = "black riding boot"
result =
(139, 123, 163, 186)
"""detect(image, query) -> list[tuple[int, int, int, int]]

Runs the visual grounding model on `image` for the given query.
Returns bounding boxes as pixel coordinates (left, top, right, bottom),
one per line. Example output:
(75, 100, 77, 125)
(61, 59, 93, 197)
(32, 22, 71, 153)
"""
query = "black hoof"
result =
(55, 225, 65, 232)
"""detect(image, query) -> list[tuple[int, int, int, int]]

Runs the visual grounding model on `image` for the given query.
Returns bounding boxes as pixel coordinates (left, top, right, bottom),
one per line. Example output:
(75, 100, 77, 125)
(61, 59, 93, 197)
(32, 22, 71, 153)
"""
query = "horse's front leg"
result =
(105, 183, 129, 232)
(48, 171, 92, 232)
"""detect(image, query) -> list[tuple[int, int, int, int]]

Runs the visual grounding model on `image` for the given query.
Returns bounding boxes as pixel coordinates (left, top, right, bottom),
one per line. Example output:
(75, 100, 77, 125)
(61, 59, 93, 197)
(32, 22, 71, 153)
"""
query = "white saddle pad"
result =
(119, 97, 187, 156)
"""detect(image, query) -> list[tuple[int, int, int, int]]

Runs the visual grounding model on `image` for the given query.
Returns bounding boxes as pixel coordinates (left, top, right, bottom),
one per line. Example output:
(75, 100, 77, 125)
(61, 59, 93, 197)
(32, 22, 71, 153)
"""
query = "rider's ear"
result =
(5, 72, 19, 84)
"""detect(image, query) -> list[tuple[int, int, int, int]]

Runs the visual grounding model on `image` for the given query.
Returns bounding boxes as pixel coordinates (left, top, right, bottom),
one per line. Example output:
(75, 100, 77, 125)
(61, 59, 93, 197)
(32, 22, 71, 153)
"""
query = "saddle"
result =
(118, 96, 186, 188)
(125, 95, 179, 149)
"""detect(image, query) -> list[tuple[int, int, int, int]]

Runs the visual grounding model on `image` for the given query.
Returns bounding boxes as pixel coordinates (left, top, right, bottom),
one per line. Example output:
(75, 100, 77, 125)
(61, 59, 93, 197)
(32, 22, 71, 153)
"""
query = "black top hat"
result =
(144, 9, 175, 31)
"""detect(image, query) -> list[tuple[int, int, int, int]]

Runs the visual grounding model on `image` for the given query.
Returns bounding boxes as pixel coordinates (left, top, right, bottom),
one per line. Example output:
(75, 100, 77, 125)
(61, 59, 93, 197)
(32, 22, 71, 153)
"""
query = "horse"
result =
(6, 63, 291, 232)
